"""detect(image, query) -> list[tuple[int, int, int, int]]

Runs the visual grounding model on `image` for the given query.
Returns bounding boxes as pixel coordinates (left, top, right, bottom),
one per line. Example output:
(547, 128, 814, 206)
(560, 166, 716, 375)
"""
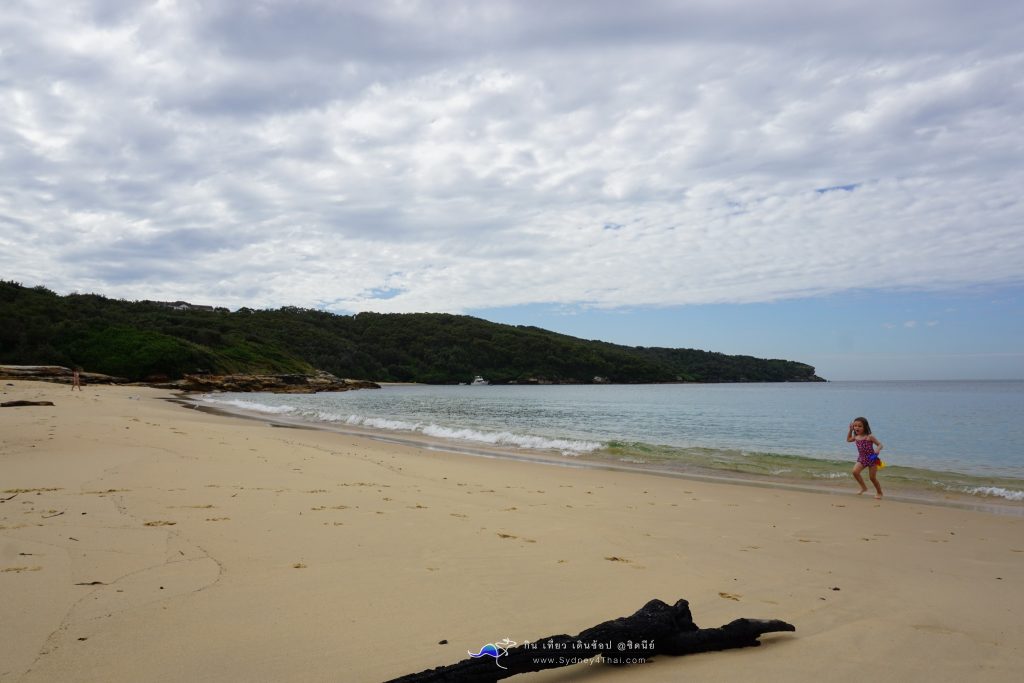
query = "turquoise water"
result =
(201, 381, 1024, 504)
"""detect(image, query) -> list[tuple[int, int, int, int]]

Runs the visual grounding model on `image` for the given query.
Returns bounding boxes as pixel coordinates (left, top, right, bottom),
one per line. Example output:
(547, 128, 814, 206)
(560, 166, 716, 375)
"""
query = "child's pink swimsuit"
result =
(855, 438, 879, 467)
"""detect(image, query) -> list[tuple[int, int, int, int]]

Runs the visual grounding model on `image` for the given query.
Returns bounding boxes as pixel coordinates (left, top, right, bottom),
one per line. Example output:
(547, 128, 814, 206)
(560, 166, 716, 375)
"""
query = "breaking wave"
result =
(957, 486, 1024, 502)
(199, 395, 600, 455)
(196, 391, 1024, 506)
(201, 396, 296, 415)
(420, 424, 599, 454)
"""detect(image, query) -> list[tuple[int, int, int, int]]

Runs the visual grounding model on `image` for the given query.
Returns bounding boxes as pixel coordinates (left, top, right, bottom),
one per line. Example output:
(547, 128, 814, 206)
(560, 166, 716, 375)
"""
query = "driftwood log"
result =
(1, 400, 55, 407)
(387, 598, 794, 682)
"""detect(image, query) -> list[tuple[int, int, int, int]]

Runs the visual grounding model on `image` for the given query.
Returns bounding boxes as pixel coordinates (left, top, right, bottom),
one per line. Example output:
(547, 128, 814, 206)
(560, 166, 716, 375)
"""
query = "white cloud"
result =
(2, 0, 1023, 312)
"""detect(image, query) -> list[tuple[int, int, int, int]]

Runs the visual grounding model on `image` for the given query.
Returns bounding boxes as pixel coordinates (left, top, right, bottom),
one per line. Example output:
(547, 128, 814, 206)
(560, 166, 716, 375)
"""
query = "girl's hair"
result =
(853, 416, 872, 435)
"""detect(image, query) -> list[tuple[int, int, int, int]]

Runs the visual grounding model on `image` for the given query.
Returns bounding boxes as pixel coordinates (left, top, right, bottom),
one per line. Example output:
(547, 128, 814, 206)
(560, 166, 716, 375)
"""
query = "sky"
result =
(2, 0, 1022, 380)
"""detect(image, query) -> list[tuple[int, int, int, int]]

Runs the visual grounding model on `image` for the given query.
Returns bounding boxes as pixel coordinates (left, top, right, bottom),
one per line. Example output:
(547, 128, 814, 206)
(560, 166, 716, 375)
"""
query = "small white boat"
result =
(470, 375, 489, 386)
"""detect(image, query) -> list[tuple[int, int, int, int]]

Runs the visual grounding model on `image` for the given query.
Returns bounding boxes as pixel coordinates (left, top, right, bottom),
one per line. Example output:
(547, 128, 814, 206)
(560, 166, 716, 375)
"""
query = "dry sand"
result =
(1, 380, 1022, 682)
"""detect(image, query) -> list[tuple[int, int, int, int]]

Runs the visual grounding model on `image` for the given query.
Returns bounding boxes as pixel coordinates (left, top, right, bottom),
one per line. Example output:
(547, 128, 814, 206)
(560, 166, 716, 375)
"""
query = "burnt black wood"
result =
(386, 598, 794, 682)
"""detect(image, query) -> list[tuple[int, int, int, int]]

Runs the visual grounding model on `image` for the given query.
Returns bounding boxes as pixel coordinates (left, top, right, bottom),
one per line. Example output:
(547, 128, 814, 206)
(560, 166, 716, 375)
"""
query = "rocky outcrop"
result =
(160, 370, 380, 394)
(0, 365, 128, 384)
(0, 365, 379, 393)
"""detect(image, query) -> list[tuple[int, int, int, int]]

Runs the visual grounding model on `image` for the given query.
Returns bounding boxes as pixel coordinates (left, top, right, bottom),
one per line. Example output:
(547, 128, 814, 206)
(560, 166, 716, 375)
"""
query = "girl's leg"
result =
(852, 463, 868, 494)
(868, 465, 883, 498)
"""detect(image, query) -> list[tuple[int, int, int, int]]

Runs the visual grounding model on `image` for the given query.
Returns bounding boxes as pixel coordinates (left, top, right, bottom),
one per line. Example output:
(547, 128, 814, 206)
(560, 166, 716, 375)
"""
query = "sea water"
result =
(200, 381, 1024, 505)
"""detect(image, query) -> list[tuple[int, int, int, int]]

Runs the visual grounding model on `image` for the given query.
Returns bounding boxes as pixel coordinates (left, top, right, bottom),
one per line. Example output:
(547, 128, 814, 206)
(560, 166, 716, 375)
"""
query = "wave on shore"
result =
(200, 395, 601, 455)
(198, 394, 1024, 507)
(599, 440, 1024, 504)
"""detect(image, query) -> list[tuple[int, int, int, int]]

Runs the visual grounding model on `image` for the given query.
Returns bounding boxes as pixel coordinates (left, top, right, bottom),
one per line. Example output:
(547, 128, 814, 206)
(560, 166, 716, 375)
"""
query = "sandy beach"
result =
(2, 380, 1022, 682)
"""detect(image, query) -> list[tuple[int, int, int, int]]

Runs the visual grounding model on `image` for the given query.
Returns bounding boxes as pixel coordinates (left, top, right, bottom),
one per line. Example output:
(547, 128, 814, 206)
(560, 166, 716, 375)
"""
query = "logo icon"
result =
(468, 637, 517, 669)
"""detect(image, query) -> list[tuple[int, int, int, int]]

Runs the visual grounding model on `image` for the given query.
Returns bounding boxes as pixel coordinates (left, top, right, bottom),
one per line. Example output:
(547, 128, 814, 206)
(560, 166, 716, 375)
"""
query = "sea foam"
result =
(296, 410, 601, 456)
(340, 414, 420, 431)
(960, 486, 1024, 502)
(201, 396, 296, 415)
(421, 424, 600, 455)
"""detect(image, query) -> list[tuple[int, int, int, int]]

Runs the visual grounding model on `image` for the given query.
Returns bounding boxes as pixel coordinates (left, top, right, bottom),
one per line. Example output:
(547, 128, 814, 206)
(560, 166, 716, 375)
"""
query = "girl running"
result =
(847, 417, 883, 498)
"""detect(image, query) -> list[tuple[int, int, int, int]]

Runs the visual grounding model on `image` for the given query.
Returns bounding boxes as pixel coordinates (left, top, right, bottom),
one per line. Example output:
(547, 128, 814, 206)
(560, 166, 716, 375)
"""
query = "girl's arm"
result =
(846, 422, 856, 442)
(871, 435, 884, 453)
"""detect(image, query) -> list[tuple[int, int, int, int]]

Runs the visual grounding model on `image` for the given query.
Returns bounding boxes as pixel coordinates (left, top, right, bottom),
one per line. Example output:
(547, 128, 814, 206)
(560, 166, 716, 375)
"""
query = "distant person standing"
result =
(847, 416, 883, 498)
(72, 367, 83, 391)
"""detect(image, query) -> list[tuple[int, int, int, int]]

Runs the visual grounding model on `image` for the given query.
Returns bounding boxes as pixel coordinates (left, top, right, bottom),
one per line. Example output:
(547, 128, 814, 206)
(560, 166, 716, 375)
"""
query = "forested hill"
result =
(1, 281, 824, 384)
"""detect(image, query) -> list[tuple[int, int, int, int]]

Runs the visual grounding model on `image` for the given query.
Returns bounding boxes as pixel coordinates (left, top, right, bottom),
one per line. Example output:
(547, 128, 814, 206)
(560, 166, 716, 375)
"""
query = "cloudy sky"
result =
(3, 0, 1022, 380)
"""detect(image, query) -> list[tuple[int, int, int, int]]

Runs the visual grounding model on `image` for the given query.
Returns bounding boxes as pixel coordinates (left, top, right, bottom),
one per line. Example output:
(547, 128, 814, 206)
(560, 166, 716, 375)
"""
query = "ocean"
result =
(199, 380, 1024, 508)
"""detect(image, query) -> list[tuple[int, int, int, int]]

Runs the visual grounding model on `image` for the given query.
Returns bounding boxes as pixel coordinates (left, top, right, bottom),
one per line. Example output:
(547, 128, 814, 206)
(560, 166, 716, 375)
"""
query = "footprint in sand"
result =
(143, 520, 176, 527)
(718, 592, 742, 601)
(58, 555, 222, 624)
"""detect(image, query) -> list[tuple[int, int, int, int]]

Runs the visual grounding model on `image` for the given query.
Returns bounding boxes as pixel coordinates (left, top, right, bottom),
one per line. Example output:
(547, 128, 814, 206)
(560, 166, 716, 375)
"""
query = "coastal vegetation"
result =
(1, 281, 822, 384)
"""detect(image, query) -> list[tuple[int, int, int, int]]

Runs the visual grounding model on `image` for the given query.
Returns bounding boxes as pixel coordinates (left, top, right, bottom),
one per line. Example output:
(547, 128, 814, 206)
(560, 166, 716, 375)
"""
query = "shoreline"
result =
(179, 392, 1024, 517)
(3, 380, 1023, 682)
